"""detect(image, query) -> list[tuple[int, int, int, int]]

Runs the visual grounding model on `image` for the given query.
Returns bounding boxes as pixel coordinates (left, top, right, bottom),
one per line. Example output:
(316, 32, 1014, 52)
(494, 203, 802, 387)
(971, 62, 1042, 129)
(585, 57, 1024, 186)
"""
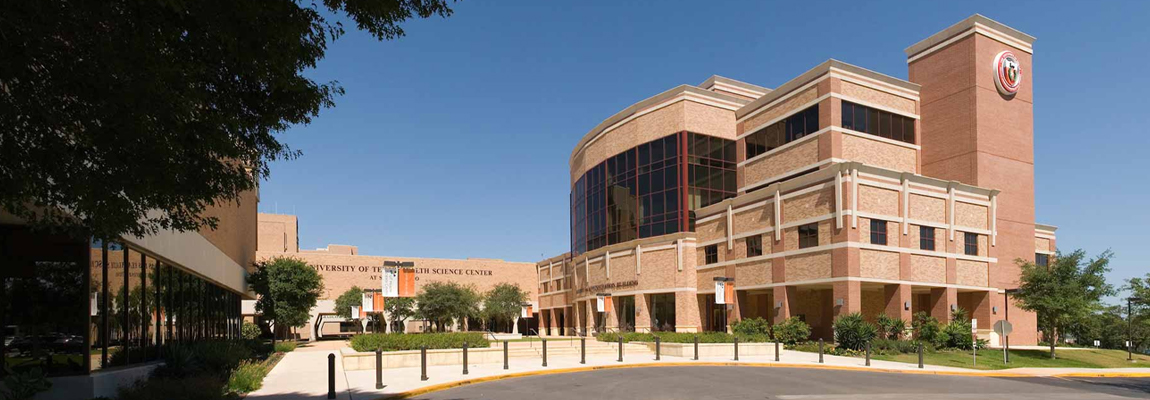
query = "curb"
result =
(373, 361, 1150, 399)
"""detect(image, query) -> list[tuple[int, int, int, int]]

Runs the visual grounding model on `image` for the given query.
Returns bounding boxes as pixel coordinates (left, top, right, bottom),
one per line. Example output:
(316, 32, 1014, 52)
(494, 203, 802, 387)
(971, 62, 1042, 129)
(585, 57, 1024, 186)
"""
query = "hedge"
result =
(595, 331, 770, 344)
(350, 332, 490, 352)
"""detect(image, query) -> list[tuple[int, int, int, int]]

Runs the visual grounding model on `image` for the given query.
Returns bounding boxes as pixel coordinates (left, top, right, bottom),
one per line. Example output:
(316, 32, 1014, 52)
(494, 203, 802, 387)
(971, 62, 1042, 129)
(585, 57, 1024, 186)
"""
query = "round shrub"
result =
(242, 321, 262, 340)
(732, 317, 771, 337)
(772, 317, 811, 345)
(833, 313, 877, 351)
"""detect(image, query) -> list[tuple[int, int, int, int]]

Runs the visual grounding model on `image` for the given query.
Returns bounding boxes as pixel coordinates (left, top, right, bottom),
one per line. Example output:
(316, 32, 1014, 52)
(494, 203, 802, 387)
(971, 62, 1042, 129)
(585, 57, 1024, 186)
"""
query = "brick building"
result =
(538, 15, 1056, 346)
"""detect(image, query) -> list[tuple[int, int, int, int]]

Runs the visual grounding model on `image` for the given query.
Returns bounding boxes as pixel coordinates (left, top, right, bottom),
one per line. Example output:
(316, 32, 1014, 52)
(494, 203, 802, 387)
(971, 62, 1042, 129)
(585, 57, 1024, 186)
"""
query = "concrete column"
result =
(883, 284, 913, 324)
(513, 316, 520, 334)
(930, 287, 958, 322)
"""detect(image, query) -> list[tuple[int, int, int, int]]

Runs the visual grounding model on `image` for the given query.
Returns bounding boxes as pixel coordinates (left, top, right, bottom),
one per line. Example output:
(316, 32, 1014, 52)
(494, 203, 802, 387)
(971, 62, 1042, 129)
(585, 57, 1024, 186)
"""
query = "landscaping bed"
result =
(349, 332, 490, 352)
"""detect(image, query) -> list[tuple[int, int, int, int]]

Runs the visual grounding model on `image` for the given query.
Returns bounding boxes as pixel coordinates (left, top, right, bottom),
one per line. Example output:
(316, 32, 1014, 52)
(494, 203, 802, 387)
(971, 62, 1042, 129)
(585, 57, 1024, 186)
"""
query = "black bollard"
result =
(655, 336, 661, 361)
(327, 353, 336, 399)
(542, 338, 548, 367)
(693, 335, 699, 360)
(375, 348, 383, 389)
(775, 340, 780, 362)
(463, 342, 469, 375)
(580, 337, 586, 364)
(617, 335, 623, 362)
(734, 336, 739, 361)
(865, 342, 871, 366)
(503, 340, 509, 370)
(420, 346, 428, 381)
(917, 343, 924, 369)
(818, 339, 824, 364)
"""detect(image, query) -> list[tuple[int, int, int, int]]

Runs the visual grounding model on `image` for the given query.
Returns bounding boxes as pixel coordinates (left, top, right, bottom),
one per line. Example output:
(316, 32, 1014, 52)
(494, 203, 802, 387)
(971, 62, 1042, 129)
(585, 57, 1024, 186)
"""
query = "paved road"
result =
(410, 366, 1150, 400)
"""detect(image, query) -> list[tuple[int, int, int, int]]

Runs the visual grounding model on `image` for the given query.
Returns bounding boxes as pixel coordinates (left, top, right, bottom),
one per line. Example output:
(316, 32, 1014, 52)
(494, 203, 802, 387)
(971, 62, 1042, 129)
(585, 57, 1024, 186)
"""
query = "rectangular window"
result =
(919, 226, 935, 251)
(744, 104, 819, 160)
(870, 219, 887, 245)
(1035, 253, 1050, 267)
(705, 244, 718, 264)
(798, 223, 819, 249)
(840, 101, 915, 144)
(964, 232, 979, 256)
(746, 235, 763, 257)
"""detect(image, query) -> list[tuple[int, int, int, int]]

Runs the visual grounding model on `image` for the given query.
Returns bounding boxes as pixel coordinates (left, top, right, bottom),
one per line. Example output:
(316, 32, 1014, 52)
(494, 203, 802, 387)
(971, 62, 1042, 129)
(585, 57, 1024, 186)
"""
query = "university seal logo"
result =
(993, 50, 1022, 96)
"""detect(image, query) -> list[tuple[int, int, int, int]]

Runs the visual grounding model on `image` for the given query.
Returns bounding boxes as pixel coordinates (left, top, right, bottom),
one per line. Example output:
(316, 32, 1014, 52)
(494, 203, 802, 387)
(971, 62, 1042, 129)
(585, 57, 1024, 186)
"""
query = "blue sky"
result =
(260, 1, 1150, 298)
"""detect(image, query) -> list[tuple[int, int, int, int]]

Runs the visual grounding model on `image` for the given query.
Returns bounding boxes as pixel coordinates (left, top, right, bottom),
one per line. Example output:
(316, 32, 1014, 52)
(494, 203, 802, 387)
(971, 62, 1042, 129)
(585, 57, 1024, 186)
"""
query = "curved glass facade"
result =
(571, 132, 736, 255)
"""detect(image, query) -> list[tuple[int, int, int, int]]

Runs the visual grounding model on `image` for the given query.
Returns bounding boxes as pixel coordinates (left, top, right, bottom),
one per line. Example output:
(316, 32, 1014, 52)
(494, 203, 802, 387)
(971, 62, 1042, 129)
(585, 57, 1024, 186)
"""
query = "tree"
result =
(415, 282, 480, 332)
(0, 0, 456, 241)
(1013, 249, 1115, 359)
(249, 257, 324, 341)
(334, 286, 365, 333)
(1123, 274, 1150, 352)
(482, 283, 528, 333)
(385, 297, 416, 333)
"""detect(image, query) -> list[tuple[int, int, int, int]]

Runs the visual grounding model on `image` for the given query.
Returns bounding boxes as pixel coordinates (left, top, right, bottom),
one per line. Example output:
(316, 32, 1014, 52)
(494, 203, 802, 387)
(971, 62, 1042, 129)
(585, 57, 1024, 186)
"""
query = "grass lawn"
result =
(872, 348, 1150, 370)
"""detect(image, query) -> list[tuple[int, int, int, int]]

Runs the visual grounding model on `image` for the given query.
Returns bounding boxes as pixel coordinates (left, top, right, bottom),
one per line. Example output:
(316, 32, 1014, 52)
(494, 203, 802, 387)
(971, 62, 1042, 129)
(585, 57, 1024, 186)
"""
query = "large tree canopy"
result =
(249, 256, 324, 339)
(1013, 249, 1114, 359)
(0, 0, 455, 240)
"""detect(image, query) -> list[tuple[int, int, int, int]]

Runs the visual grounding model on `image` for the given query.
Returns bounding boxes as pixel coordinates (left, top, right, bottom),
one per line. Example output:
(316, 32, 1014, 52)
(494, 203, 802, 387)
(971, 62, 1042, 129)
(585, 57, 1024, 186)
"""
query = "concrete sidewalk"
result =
(246, 341, 1150, 400)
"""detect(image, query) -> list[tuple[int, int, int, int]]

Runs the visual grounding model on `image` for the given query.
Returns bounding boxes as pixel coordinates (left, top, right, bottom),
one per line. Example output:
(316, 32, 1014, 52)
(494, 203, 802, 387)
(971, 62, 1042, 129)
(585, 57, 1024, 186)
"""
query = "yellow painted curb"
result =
(374, 361, 1064, 399)
(1052, 372, 1150, 378)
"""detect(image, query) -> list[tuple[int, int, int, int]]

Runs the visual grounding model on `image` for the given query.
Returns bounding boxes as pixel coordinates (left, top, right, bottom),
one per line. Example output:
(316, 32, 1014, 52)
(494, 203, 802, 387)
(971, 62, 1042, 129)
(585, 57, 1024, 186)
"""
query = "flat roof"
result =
(735, 59, 920, 120)
(905, 14, 1036, 58)
(698, 75, 772, 96)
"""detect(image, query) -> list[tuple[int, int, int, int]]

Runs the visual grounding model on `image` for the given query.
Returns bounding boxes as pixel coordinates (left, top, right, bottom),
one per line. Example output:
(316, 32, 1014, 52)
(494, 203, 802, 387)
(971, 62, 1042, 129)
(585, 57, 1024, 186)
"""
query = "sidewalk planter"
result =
(634, 341, 775, 358)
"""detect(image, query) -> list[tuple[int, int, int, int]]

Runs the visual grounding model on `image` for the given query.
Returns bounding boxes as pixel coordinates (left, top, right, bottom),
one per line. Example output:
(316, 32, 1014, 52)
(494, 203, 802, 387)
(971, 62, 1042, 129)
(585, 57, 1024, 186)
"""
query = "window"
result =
(841, 101, 915, 144)
(870, 219, 888, 245)
(919, 226, 935, 250)
(798, 223, 819, 249)
(686, 133, 736, 230)
(704, 245, 719, 264)
(964, 232, 979, 256)
(744, 104, 820, 159)
(746, 235, 763, 257)
(1035, 253, 1049, 267)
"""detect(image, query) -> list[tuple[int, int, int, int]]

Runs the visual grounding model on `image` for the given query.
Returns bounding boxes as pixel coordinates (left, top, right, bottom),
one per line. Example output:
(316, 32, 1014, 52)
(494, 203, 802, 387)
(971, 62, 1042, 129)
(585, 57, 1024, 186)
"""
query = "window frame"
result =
(964, 232, 979, 256)
(746, 235, 763, 257)
(919, 226, 935, 251)
(704, 244, 719, 264)
(870, 219, 888, 245)
(798, 223, 819, 249)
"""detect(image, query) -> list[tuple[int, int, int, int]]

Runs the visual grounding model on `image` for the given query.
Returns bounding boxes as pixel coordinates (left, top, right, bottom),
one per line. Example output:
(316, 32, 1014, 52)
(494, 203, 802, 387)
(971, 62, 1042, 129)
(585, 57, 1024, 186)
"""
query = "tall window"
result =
(964, 232, 979, 256)
(638, 135, 681, 238)
(870, 220, 888, 245)
(607, 147, 638, 244)
(1035, 253, 1050, 267)
(920, 226, 935, 250)
(746, 235, 763, 257)
(687, 133, 736, 225)
(745, 104, 820, 159)
(841, 101, 915, 144)
(798, 223, 819, 249)
(704, 245, 718, 264)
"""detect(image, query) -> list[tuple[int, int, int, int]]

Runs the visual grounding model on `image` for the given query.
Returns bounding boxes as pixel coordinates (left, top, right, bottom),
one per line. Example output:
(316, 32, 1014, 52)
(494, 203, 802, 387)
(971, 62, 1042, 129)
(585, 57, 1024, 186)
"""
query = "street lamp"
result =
(1004, 288, 1020, 364)
(1129, 297, 1144, 361)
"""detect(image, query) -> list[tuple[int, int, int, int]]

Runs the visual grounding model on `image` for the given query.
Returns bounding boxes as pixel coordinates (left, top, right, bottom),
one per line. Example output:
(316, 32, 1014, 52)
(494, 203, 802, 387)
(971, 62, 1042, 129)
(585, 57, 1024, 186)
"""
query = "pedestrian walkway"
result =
(245, 340, 1150, 400)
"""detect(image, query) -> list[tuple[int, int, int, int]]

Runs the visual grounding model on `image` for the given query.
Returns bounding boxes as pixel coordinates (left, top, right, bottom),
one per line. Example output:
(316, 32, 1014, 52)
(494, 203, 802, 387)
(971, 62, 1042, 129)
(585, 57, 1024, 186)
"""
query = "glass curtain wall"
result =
(0, 225, 242, 377)
(571, 132, 736, 256)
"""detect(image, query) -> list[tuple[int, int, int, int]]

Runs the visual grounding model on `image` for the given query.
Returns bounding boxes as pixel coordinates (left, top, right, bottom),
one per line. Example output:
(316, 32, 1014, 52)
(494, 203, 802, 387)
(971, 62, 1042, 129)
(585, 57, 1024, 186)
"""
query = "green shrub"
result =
(117, 375, 228, 400)
(871, 338, 918, 355)
(154, 340, 255, 379)
(732, 317, 771, 337)
(349, 332, 489, 352)
(833, 313, 878, 351)
(595, 331, 769, 344)
(911, 312, 944, 347)
(941, 318, 974, 350)
(274, 341, 297, 353)
(772, 317, 811, 345)
(241, 322, 262, 340)
(876, 314, 907, 340)
(226, 360, 270, 394)
(1, 367, 51, 400)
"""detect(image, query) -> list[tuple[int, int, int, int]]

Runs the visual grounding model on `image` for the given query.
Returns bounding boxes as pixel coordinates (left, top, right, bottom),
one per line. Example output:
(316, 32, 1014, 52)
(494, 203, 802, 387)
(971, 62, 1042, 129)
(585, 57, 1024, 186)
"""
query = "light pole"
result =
(1004, 288, 1019, 363)
(1129, 297, 1143, 361)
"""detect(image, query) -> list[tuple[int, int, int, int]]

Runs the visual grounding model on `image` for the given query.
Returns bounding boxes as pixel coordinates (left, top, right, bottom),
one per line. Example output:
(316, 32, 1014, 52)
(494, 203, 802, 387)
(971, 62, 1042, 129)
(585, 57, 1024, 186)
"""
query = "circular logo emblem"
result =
(993, 50, 1022, 96)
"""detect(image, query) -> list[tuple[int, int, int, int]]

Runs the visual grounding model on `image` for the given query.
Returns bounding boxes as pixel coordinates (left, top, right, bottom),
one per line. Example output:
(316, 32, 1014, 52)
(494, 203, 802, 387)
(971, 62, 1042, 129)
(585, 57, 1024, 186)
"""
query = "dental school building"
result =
(537, 15, 1055, 346)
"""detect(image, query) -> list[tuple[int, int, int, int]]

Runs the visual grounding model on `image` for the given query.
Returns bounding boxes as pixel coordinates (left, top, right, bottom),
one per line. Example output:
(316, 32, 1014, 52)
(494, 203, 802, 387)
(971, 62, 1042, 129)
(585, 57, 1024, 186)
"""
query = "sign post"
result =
(994, 320, 1013, 364)
(971, 318, 977, 366)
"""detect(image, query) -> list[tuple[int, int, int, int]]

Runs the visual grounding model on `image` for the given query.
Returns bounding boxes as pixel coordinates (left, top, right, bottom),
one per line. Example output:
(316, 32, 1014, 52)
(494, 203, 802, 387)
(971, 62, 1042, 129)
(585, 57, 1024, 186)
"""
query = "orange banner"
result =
(725, 282, 735, 304)
(398, 268, 416, 297)
(373, 293, 385, 312)
(604, 295, 613, 313)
